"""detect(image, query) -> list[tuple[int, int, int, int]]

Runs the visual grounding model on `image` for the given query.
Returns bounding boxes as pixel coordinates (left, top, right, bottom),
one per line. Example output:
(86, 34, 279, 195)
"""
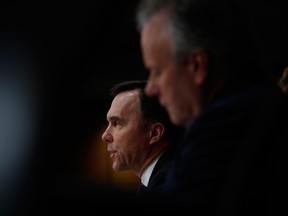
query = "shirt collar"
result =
(140, 153, 162, 187)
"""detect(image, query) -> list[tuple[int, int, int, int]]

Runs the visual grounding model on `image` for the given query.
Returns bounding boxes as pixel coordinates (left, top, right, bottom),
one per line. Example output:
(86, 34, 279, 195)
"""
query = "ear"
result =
(149, 123, 164, 145)
(187, 48, 208, 86)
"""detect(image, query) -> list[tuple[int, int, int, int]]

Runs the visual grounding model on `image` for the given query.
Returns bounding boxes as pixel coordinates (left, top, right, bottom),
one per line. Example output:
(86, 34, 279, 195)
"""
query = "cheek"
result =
(117, 128, 140, 147)
(161, 71, 178, 95)
(158, 71, 172, 90)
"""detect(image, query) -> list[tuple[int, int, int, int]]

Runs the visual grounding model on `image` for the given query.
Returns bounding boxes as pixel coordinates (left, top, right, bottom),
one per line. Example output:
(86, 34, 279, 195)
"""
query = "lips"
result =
(109, 151, 117, 160)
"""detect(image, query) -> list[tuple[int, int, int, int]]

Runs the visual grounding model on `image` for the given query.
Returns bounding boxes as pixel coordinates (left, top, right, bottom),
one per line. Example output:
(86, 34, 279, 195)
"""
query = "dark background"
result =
(1, 2, 145, 173)
(1, 1, 145, 214)
(1, 0, 288, 214)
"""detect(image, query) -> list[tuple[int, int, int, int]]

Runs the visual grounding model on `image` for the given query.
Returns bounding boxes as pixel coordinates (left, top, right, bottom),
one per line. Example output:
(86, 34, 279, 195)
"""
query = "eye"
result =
(111, 120, 118, 127)
(111, 120, 122, 128)
(149, 68, 162, 79)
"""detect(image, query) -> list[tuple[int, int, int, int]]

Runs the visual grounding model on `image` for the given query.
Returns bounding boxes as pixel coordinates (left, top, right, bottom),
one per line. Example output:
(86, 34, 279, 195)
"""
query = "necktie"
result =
(137, 183, 148, 195)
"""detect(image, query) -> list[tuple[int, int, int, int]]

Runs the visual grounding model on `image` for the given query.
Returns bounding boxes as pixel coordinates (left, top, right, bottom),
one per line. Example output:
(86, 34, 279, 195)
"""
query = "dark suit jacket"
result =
(158, 83, 288, 215)
(137, 145, 176, 197)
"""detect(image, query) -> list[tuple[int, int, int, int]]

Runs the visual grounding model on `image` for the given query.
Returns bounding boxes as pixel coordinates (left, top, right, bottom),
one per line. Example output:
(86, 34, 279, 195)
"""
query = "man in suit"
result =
(136, 0, 288, 214)
(102, 80, 184, 198)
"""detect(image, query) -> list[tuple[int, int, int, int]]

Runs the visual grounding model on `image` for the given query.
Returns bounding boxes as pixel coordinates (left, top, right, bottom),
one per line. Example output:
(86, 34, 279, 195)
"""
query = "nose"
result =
(101, 128, 113, 143)
(145, 80, 158, 96)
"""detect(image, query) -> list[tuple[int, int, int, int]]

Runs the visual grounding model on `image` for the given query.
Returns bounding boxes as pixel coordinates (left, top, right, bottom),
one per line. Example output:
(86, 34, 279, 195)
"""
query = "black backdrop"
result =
(1, 1, 146, 214)
(1, 1, 288, 215)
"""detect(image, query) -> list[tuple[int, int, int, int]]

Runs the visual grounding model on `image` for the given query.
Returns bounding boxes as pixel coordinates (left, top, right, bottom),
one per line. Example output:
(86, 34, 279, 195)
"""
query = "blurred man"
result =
(136, 0, 288, 214)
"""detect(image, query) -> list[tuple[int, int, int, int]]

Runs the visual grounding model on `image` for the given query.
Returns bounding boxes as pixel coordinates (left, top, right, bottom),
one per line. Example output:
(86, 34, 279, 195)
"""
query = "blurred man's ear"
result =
(187, 48, 208, 86)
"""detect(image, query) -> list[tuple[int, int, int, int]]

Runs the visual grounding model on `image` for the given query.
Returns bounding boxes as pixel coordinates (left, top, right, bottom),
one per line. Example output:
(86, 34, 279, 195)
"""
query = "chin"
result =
(171, 117, 179, 126)
(172, 115, 185, 127)
(112, 163, 119, 171)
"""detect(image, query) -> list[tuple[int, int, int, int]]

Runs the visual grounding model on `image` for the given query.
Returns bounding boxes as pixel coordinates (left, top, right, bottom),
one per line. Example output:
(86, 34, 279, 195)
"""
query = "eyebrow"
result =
(108, 115, 123, 123)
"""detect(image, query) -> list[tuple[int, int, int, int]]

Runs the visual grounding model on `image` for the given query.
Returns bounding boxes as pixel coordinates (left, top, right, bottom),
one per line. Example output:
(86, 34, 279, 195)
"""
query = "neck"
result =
(135, 142, 169, 178)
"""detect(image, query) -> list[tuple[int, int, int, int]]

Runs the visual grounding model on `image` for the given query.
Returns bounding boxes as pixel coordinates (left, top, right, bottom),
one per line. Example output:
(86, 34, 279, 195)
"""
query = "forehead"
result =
(141, 12, 169, 47)
(107, 90, 140, 118)
(140, 13, 173, 69)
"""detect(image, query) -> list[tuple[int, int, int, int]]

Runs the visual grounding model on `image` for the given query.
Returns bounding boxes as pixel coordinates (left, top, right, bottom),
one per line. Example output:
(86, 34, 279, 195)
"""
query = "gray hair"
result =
(136, 0, 266, 82)
(136, 0, 199, 65)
